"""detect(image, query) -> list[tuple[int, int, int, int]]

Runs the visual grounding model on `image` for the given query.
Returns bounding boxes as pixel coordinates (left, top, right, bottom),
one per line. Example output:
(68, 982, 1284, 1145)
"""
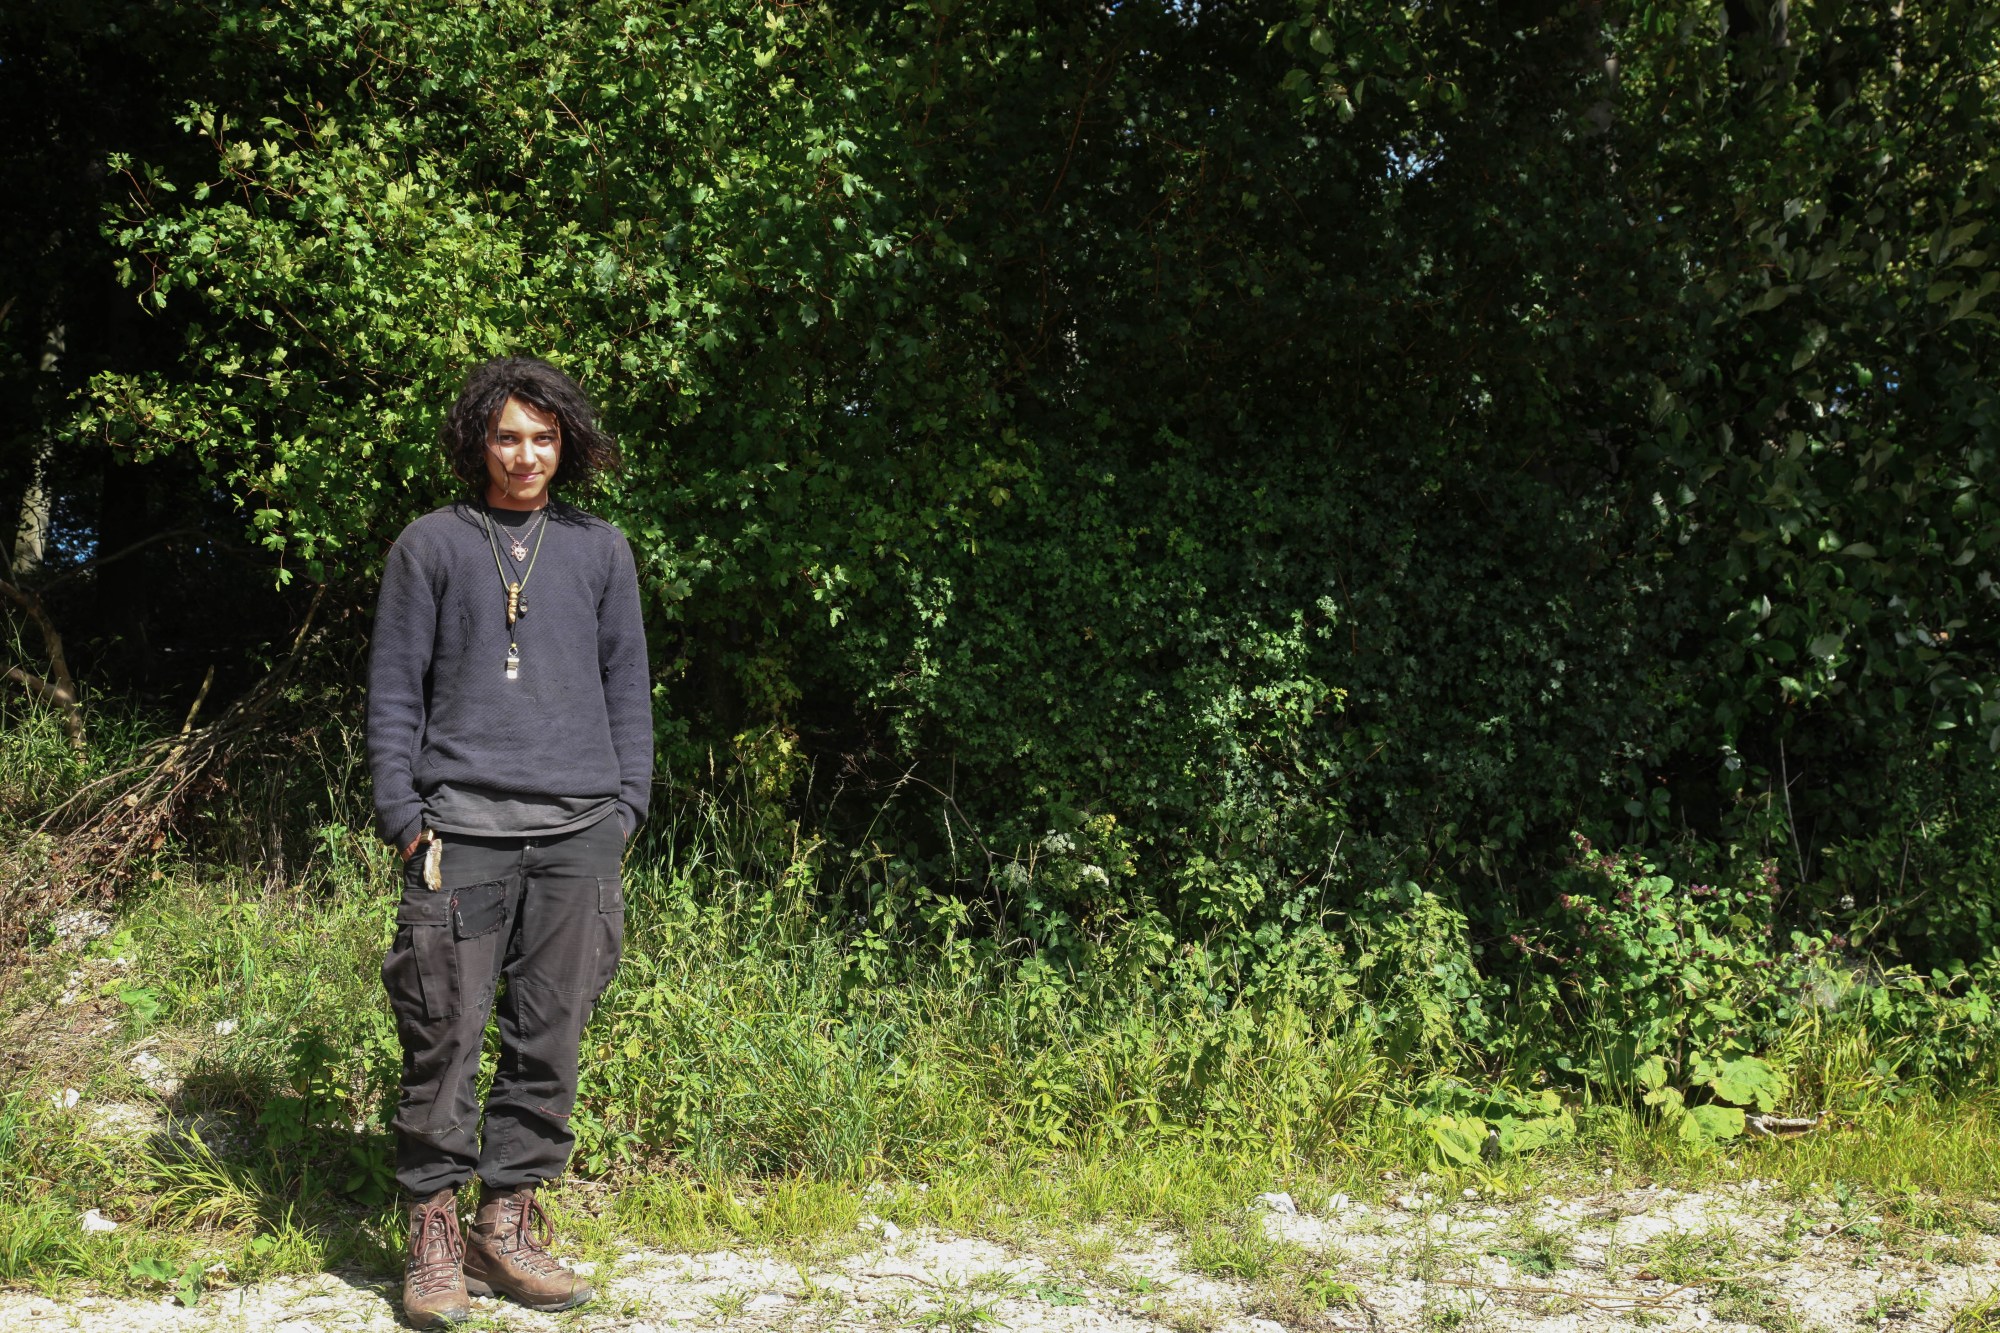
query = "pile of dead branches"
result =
(1, 586, 329, 954)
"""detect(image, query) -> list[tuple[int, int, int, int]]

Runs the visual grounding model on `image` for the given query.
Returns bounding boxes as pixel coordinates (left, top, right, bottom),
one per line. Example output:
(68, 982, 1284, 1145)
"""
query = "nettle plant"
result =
(1509, 835, 1841, 1140)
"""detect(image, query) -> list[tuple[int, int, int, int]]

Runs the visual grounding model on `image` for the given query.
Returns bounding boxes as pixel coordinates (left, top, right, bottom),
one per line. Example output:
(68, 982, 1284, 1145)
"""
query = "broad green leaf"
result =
(1425, 1115, 1488, 1167)
(1704, 1057, 1781, 1112)
(1680, 1104, 1746, 1145)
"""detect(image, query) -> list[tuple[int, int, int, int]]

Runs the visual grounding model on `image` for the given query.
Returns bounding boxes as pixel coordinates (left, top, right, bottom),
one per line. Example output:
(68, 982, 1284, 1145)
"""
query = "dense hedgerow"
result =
(6, 1, 2000, 1116)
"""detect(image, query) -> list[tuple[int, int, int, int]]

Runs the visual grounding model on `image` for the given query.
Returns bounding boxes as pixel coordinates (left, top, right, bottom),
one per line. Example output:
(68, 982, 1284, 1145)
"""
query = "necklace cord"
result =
(480, 504, 550, 648)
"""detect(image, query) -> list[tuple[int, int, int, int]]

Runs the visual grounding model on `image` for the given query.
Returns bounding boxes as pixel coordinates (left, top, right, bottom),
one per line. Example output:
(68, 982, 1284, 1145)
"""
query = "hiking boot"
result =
(401, 1187, 470, 1329)
(462, 1184, 593, 1312)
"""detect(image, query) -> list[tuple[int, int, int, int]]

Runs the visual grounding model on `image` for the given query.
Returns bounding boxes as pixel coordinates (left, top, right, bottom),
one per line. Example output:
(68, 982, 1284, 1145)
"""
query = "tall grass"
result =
(8, 699, 2000, 1292)
(74, 811, 1396, 1186)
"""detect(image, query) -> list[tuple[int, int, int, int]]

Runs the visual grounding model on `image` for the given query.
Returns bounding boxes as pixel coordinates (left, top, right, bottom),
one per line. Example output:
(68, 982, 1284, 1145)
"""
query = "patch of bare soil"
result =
(5, 1177, 1998, 1332)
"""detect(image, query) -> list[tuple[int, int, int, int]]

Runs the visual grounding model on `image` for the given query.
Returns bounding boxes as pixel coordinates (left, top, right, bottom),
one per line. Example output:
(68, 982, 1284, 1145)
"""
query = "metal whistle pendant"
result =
(505, 645, 520, 680)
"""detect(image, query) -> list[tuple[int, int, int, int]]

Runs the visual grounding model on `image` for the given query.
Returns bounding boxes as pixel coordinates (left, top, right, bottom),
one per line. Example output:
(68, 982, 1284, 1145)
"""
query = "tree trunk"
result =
(9, 324, 63, 578)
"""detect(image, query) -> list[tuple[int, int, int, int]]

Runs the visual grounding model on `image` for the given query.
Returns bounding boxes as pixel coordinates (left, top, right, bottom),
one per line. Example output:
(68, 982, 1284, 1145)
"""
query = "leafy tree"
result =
(19, 0, 1999, 974)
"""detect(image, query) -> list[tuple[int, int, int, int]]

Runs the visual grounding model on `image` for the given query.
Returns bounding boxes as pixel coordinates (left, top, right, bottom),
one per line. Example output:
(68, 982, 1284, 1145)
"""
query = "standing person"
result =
(367, 356, 652, 1328)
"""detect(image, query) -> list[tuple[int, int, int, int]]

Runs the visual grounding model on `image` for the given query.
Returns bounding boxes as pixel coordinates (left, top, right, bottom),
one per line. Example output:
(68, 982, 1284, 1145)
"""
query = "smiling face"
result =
(484, 395, 562, 509)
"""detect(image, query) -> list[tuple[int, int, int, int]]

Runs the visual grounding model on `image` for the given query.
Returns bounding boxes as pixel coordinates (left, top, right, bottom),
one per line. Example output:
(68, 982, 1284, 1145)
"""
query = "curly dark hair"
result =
(440, 356, 621, 497)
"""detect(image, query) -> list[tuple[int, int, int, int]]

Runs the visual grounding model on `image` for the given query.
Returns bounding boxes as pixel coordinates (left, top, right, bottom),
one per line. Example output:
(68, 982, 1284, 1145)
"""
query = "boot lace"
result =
(502, 1192, 567, 1277)
(407, 1203, 464, 1297)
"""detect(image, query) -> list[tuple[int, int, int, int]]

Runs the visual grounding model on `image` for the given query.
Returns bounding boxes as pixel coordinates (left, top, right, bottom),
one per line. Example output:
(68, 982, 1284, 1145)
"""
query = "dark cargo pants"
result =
(381, 815, 624, 1197)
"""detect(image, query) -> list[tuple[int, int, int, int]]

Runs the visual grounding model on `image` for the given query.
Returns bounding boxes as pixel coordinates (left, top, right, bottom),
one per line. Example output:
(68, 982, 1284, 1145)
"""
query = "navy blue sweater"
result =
(366, 501, 653, 849)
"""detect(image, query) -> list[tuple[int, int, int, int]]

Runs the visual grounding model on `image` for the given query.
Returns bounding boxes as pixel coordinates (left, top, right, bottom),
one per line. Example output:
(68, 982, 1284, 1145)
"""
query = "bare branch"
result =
(180, 665, 217, 736)
(0, 576, 85, 753)
(3, 666, 84, 749)
(37, 527, 238, 592)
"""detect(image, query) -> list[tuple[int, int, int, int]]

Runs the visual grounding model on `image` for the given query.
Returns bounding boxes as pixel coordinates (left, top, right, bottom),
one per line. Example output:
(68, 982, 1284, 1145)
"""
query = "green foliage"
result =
(0, 1092, 97, 1281)
(113, 985, 160, 1030)
(1817, 753, 2000, 966)
(1418, 1115, 1489, 1169)
(1701, 1055, 1783, 1114)
(1404, 1085, 1574, 1171)
(11, 1, 2000, 1193)
(128, 1254, 204, 1308)
(573, 847, 1397, 1175)
(48, 0, 1995, 969)
(1507, 836, 1835, 1098)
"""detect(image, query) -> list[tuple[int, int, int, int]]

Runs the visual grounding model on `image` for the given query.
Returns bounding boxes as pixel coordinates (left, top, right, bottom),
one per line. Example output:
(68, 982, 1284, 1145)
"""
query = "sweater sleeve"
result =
(366, 535, 438, 849)
(598, 530, 655, 833)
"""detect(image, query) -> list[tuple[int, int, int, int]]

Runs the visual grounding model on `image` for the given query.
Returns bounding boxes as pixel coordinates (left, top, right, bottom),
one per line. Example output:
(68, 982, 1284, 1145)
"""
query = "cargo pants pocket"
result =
(383, 891, 453, 1024)
(593, 876, 625, 1003)
(382, 878, 508, 1023)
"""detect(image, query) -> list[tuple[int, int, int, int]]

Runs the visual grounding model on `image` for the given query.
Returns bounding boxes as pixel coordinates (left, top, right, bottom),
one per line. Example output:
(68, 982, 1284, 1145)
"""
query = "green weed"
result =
(1949, 1290, 2000, 1331)
(1021, 1277, 1088, 1305)
(1709, 1280, 1802, 1333)
(909, 1275, 1003, 1333)
(127, 1253, 205, 1308)
(1248, 1267, 1362, 1327)
(1487, 1216, 1573, 1275)
(1644, 1226, 1742, 1284)
(1182, 1217, 1297, 1282)
(1860, 1287, 1928, 1324)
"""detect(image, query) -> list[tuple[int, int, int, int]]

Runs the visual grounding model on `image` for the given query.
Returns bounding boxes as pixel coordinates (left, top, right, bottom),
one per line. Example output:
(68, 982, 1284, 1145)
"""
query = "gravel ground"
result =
(6, 1173, 1998, 1332)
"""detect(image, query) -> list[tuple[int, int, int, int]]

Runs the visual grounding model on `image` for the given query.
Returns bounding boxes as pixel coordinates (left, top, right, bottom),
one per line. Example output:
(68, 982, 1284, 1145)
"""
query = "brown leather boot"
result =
(462, 1185, 593, 1312)
(401, 1188, 470, 1329)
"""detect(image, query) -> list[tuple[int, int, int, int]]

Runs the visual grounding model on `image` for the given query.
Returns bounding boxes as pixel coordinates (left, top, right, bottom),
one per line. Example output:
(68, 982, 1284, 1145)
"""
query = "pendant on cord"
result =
(506, 581, 523, 628)
(506, 643, 521, 680)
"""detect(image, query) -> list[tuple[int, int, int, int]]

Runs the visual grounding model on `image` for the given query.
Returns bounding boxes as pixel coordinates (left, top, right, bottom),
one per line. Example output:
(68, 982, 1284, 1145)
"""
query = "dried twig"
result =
(179, 666, 217, 737)
(1745, 1110, 1826, 1137)
(1426, 1275, 1694, 1311)
(35, 586, 328, 896)
(0, 575, 84, 752)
